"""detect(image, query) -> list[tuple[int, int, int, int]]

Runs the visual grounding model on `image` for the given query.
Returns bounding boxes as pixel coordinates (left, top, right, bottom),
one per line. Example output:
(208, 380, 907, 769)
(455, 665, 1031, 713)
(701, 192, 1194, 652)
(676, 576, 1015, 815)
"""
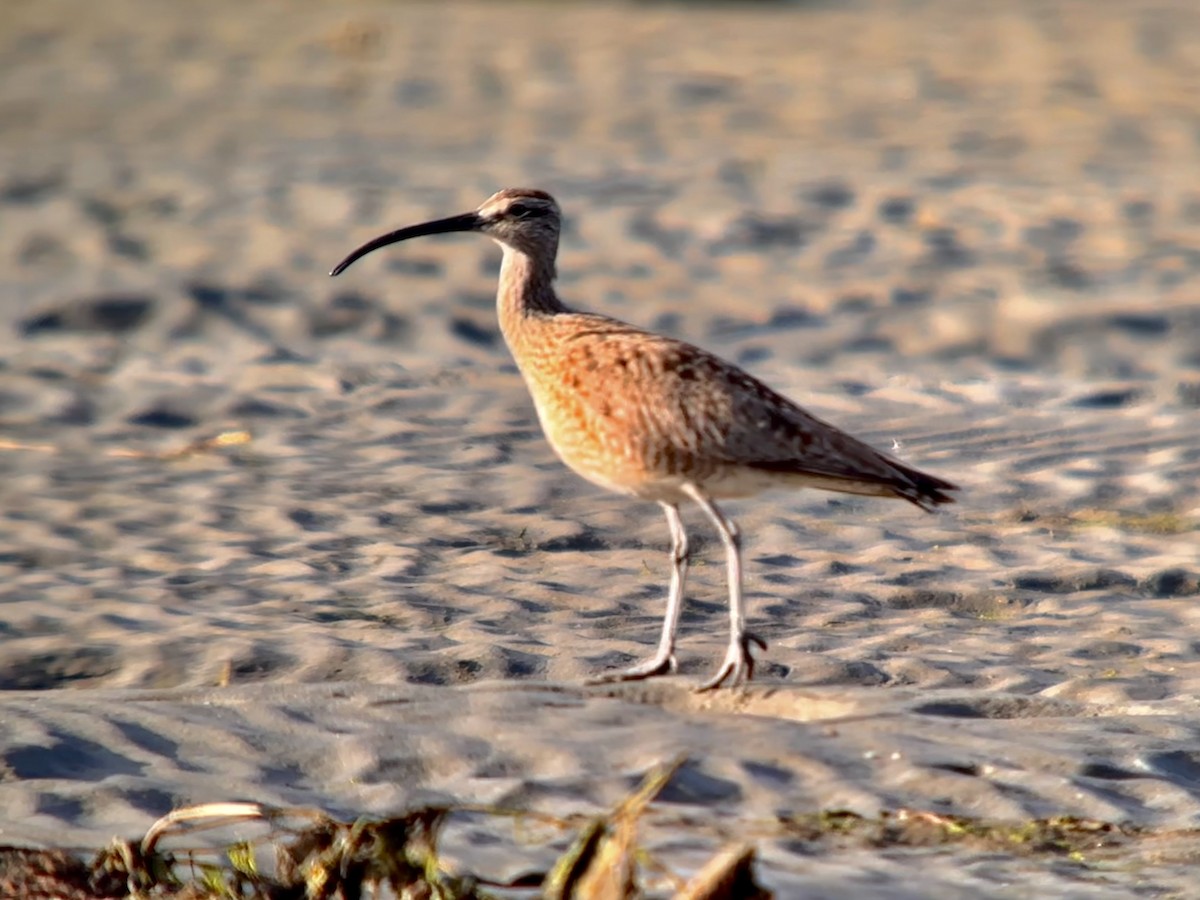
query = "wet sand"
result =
(2, 0, 1200, 894)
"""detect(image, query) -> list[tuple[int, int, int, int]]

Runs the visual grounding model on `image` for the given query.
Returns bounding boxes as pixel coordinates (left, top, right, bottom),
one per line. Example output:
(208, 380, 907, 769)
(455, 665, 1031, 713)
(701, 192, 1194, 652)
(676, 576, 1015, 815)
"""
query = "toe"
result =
(589, 653, 675, 685)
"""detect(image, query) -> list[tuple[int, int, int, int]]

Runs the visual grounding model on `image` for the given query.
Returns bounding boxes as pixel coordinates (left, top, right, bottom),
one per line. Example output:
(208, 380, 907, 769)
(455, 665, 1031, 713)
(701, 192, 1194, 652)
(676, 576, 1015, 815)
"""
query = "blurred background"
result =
(4, 7, 1200, 889)
(4, 0, 1199, 388)
(0, 0, 1198, 693)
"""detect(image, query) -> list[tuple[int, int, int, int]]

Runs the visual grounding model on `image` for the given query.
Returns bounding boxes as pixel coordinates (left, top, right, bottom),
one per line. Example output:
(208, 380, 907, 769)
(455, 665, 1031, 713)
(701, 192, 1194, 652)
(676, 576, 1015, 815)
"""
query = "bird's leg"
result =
(684, 486, 767, 691)
(589, 503, 688, 683)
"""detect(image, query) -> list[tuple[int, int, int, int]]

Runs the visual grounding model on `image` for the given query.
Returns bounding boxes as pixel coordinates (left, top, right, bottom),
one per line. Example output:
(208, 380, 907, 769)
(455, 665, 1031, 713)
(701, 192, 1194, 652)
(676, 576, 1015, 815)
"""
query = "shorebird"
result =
(331, 188, 958, 690)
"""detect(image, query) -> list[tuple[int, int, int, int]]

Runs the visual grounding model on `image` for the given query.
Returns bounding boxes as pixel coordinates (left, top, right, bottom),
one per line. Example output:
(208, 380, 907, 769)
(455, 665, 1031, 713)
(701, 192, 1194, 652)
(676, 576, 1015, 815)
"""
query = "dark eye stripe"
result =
(511, 204, 549, 219)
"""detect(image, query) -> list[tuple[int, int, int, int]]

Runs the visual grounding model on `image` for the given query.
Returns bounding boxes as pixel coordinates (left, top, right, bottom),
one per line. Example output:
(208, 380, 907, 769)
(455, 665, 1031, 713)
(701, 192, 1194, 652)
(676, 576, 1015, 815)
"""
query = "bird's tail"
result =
(891, 463, 959, 512)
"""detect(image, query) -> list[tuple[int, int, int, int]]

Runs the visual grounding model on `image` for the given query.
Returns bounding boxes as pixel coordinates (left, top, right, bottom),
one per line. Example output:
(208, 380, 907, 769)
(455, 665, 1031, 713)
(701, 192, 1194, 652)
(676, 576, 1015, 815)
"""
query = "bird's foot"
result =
(586, 651, 677, 685)
(694, 632, 768, 692)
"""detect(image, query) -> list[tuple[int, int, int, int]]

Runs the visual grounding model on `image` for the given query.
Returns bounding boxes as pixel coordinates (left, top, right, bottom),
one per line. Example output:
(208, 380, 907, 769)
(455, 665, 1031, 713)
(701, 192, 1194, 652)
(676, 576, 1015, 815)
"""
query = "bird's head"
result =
(331, 188, 561, 276)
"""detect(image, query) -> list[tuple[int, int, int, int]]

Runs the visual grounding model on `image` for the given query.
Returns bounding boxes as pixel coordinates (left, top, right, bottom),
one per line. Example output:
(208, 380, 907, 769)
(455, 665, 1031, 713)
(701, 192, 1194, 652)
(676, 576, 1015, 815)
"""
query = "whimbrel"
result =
(331, 188, 958, 690)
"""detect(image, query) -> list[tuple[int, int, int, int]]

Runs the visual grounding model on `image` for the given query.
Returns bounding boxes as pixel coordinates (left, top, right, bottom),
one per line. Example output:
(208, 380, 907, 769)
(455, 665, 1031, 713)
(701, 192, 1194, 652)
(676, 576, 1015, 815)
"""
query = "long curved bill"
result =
(329, 211, 482, 276)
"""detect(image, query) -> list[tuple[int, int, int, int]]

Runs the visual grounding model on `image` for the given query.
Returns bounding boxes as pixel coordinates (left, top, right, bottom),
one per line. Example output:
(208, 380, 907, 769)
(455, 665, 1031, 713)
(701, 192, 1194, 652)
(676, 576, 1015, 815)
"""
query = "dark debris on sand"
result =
(0, 759, 770, 900)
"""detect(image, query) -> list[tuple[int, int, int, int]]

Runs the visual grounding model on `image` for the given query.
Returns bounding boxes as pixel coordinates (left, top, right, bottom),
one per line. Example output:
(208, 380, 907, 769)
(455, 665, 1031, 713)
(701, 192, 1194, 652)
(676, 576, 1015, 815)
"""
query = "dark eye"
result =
(510, 203, 546, 220)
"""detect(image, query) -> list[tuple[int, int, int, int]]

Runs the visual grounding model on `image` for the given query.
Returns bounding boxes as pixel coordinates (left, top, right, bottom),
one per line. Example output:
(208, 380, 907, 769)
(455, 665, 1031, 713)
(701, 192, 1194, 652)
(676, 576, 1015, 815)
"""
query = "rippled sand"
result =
(2, 0, 1199, 894)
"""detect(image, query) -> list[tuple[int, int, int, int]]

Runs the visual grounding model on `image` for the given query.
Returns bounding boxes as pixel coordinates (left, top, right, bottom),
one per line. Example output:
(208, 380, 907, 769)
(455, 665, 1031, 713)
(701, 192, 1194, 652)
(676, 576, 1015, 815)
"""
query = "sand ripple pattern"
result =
(2, 0, 1199, 895)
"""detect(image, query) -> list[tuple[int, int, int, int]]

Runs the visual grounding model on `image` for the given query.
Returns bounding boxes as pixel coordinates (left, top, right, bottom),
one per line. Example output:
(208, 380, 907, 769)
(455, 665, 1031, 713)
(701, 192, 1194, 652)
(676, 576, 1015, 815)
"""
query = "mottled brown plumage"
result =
(332, 188, 958, 689)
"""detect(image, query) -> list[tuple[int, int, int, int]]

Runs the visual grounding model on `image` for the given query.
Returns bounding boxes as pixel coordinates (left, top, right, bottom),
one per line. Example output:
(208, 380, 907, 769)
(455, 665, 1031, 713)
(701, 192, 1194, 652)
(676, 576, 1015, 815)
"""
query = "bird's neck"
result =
(496, 245, 567, 339)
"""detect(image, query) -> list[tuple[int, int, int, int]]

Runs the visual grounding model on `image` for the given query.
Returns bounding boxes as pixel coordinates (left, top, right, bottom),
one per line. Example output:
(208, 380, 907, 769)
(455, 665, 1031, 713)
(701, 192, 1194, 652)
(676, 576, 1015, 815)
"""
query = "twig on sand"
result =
(0, 430, 251, 461)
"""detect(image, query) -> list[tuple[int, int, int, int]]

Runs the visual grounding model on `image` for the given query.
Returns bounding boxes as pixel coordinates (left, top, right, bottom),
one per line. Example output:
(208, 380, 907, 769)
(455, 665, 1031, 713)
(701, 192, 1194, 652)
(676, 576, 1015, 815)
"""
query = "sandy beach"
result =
(2, 0, 1200, 894)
